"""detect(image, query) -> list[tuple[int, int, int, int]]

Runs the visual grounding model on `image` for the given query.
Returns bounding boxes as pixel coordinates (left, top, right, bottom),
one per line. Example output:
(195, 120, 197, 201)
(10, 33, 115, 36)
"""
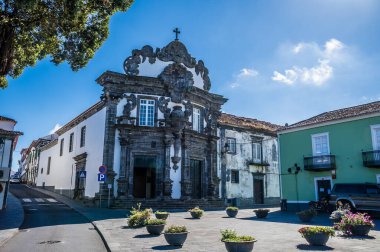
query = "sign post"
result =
(107, 184, 112, 208)
(97, 172, 107, 208)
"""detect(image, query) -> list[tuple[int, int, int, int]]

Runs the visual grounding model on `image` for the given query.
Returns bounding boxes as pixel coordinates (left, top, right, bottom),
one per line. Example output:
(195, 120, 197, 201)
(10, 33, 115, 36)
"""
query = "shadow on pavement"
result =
(151, 245, 182, 250)
(296, 244, 334, 250)
(134, 234, 159, 238)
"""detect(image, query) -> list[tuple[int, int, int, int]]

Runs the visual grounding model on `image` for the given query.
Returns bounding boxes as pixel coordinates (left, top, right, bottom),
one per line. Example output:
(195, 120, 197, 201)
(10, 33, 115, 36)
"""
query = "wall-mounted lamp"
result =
(332, 169, 336, 179)
(287, 163, 301, 174)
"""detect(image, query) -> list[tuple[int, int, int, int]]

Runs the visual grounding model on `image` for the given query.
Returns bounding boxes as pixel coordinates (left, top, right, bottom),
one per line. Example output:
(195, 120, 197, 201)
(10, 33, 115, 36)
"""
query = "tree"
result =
(0, 0, 134, 88)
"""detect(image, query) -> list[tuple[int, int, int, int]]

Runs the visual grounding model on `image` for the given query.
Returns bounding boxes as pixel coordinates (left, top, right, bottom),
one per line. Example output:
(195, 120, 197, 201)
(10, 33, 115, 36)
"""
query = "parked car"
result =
(10, 177, 21, 184)
(329, 183, 380, 212)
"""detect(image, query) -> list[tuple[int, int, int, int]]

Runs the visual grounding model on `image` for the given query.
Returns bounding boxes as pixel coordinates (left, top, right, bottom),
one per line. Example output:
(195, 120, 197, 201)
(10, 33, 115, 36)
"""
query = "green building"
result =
(278, 101, 380, 210)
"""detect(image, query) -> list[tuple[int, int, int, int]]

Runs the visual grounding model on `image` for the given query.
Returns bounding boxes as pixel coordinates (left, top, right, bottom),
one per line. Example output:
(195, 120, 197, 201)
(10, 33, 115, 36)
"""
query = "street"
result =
(2, 184, 106, 252)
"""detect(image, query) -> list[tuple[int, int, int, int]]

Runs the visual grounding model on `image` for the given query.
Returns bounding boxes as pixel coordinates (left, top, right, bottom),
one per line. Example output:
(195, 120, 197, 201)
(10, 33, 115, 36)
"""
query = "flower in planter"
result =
(226, 206, 239, 217)
(221, 229, 256, 252)
(164, 225, 188, 246)
(188, 206, 204, 218)
(335, 212, 375, 236)
(127, 203, 152, 227)
(253, 208, 270, 218)
(155, 210, 170, 220)
(329, 208, 349, 221)
(298, 226, 335, 246)
(145, 219, 166, 226)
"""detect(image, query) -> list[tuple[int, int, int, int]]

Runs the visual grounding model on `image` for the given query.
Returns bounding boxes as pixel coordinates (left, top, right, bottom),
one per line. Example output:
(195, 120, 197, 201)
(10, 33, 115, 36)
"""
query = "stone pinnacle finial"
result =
(173, 27, 180, 41)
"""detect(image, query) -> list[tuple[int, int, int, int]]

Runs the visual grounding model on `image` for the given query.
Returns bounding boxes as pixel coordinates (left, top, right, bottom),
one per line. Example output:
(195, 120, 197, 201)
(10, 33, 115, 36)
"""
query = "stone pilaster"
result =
(163, 131, 173, 199)
(117, 128, 132, 197)
(181, 132, 192, 199)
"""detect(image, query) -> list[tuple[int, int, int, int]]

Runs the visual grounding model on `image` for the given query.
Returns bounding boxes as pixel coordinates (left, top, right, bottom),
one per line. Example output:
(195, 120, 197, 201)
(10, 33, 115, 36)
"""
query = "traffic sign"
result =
(98, 173, 107, 183)
(99, 165, 107, 174)
(79, 171, 87, 178)
(107, 184, 112, 189)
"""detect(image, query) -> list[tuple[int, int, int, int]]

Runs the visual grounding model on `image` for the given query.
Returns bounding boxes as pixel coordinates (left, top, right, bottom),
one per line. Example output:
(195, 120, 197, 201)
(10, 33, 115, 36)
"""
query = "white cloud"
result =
(49, 123, 62, 134)
(237, 68, 259, 78)
(273, 38, 345, 86)
(227, 67, 259, 89)
(272, 69, 297, 85)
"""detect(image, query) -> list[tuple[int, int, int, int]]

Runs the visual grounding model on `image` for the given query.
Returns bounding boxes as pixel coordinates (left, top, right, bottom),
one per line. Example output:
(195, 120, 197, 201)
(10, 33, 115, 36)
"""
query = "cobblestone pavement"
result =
(96, 209, 380, 252)
(27, 187, 380, 252)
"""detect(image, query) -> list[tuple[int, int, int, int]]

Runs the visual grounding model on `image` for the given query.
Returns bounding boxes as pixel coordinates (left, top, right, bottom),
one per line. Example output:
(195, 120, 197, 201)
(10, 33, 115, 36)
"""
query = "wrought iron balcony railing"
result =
(304, 155, 336, 171)
(362, 150, 380, 168)
(247, 160, 270, 166)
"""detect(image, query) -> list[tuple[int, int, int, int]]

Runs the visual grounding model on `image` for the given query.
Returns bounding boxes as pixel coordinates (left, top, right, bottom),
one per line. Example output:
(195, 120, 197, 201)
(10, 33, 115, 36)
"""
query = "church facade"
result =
(35, 37, 280, 208)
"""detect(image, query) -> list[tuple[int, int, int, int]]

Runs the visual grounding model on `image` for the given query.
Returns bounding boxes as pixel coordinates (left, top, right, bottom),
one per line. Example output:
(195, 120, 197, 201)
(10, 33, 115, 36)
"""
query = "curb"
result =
(27, 186, 111, 252)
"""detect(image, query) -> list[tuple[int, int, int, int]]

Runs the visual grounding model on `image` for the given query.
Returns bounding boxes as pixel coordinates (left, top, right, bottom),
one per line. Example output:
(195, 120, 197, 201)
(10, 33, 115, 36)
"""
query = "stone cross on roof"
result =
(173, 27, 180, 41)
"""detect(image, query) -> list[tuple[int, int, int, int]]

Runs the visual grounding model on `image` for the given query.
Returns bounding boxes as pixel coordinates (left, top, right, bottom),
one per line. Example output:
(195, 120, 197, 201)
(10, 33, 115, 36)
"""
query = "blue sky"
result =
(1, 0, 380, 170)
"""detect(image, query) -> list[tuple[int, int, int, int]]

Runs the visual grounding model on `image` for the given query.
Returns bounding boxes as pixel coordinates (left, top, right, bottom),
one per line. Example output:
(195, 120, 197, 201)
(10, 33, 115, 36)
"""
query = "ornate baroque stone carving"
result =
(158, 97, 171, 120)
(122, 94, 137, 118)
(123, 41, 212, 91)
(159, 63, 194, 103)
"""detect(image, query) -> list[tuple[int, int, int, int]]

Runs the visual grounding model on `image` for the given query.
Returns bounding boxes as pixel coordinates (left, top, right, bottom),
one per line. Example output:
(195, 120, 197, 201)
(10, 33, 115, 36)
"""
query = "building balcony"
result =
(247, 160, 270, 167)
(303, 155, 336, 171)
(362, 150, 380, 168)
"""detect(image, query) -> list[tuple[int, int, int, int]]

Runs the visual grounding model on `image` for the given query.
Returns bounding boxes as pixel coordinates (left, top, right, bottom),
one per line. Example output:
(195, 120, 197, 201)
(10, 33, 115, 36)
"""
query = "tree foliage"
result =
(0, 0, 134, 88)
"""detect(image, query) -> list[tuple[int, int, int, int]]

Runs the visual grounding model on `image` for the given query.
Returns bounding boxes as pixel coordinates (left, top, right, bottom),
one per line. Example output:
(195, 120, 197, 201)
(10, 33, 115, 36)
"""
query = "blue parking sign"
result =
(98, 173, 107, 182)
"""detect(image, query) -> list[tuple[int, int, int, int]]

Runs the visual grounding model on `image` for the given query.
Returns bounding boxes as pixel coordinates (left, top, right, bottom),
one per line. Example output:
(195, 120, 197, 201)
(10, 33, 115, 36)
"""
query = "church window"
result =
(139, 99, 155, 126)
(192, 107, 201, 132)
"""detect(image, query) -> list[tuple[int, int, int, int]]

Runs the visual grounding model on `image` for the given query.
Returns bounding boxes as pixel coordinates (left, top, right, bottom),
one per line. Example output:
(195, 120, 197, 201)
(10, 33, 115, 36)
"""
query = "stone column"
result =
(163, 131, 173, 199)
(181, 132, 192, 199)
(116, 128, 132, 197)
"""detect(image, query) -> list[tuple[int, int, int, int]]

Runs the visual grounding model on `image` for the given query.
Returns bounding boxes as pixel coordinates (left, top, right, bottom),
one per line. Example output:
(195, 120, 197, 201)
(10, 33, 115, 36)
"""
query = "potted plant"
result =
(145, 219, 166, 235)
(335, 212, 375, 236)
(298, 226, 335, 246)
(221, 229, 256, 252)
(127, 203, 152, 228)
(329, 207, 349, 224)
(296, 208, 317, 222)
(226, 206, 239, 218)
(188, 206, 204, 219)
(164, 225, 188, 247)
(253, 209, 270, 218)
(155, 211, 170, 220)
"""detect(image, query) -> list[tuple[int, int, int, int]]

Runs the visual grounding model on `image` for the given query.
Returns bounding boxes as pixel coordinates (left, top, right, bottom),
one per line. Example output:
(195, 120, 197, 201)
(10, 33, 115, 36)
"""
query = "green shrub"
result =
(127, 203, 152, 228)
(145, 219, 166, 225)
(220, 229, 255, 242)
(226, 206, 239, 211)
(298, 226, 335, 238)
(189, 206, 204, 214)
(155, 210, 169, 215)
(165, 225, 187, 233)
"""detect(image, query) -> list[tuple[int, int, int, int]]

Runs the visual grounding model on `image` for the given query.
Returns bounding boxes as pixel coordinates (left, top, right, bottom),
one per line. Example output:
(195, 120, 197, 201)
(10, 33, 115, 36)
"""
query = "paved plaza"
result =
(95, 208, 380, 252)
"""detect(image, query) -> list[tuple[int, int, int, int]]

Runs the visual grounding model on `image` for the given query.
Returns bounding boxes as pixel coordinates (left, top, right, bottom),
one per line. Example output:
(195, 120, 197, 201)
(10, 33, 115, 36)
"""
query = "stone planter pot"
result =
(155, 213, 169, 220)
(330, 217, 341, 225)
(146, 224, 165, 235)
(304, 234, 330, 246)
(226, 209, 238, 218)
(164, 232, 188, 247)
(254, 211, 269, 219)
(351, 225, 372, 236)
(297, 214, 313, 222)
(223, 240, 256, 252)
(190, 211, 203, 219)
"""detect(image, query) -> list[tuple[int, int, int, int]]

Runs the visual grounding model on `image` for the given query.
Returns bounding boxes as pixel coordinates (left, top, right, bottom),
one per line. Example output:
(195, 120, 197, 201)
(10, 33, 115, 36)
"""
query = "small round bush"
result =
(165, 225, 187, 233)
(145, 219, 166, 225)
